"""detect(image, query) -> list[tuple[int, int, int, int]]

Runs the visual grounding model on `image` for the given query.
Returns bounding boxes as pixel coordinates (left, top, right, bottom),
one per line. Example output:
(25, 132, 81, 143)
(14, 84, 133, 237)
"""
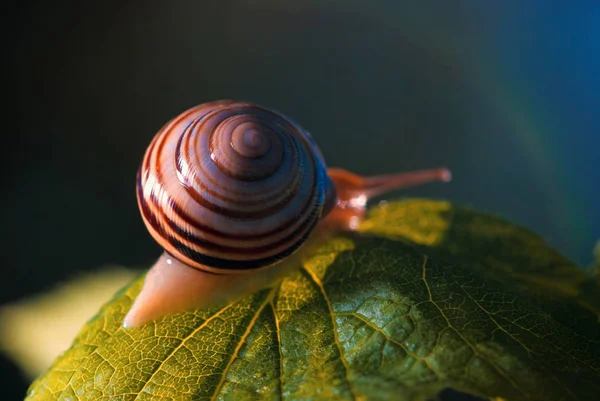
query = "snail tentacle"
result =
(124, 100, 451, 328)
(323, 167, 451, 231)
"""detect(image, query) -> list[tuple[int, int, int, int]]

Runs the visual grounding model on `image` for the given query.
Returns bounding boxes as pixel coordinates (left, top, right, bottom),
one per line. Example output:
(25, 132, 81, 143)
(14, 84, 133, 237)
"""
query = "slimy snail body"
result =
(124, 100, 451, 328)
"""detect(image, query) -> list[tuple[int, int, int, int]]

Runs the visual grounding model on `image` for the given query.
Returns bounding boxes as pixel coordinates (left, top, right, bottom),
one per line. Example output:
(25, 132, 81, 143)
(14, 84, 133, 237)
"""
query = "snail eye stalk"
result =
(125, 100, 451, 328)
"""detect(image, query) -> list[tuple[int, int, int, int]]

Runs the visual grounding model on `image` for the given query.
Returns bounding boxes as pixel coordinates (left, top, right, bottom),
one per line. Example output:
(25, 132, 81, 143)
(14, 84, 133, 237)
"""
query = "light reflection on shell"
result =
(136, 100, 329, 274)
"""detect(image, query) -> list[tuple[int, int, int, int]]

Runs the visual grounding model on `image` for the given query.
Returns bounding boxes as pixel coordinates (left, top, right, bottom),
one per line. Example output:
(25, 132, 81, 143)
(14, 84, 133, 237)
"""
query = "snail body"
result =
(124, 100, 450, 328)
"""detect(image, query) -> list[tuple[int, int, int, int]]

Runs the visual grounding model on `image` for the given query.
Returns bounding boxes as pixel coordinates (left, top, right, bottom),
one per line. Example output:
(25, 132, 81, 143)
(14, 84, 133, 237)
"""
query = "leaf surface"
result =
(27, 200, 600, 401)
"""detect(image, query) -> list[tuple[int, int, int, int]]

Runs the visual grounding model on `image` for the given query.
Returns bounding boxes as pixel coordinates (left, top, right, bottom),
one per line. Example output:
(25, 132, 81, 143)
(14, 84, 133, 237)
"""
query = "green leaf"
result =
(27, 200, 600, 401)
(360, 200, 600, 318)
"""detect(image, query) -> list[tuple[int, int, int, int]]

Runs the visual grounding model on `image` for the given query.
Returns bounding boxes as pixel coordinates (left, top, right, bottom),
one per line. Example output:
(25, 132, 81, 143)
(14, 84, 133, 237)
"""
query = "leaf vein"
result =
(303, 265, 357, 400)
(132, 303, 235, 400)
(346, 312, 438, 375)
(209, 288, 276, 401)
(421, 256, 530, 400)
(270, 298, 284, 400)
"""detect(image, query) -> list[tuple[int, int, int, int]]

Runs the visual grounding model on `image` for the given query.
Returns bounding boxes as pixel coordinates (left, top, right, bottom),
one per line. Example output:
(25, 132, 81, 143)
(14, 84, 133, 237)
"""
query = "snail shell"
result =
(124, 100, 451, 328)
(136, 100, 335, 274)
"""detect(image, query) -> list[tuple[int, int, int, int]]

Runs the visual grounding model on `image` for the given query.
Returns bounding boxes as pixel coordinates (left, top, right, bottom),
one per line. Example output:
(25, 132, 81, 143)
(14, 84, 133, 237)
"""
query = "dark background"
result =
(3, 0, 599, 399)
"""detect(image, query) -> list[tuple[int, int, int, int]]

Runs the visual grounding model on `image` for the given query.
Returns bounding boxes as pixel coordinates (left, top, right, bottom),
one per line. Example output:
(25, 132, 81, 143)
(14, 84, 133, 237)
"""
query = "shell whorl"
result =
(136, 100, 330, 274)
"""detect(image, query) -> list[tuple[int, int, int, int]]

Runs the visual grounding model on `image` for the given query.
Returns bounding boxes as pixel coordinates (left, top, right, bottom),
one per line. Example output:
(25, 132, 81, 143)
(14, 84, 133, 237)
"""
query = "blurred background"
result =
(2, 0, 599, 398)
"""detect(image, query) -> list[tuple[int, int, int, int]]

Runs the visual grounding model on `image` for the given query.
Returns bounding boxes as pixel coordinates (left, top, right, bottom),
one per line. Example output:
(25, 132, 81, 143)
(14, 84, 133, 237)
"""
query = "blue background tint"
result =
(3, 1, 599, 397)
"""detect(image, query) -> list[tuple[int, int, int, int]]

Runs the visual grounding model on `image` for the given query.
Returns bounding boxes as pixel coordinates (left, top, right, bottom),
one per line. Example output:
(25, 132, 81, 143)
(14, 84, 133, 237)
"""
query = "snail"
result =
(124, 100, 451, 328)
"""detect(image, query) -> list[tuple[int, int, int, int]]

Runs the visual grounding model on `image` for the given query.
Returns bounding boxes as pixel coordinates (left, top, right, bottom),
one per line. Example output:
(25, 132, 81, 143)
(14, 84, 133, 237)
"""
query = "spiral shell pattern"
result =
(137, 100, 329, 274)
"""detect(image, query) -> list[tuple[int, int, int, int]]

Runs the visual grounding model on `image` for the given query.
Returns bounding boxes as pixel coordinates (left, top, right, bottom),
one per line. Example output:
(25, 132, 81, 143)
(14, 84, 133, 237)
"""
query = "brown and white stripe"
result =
(136, 100, 328, 274)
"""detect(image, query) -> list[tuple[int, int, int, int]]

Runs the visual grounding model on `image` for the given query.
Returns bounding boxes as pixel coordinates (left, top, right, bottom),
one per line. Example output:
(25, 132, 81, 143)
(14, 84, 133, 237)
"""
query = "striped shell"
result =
(136, 100, 333, 274)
